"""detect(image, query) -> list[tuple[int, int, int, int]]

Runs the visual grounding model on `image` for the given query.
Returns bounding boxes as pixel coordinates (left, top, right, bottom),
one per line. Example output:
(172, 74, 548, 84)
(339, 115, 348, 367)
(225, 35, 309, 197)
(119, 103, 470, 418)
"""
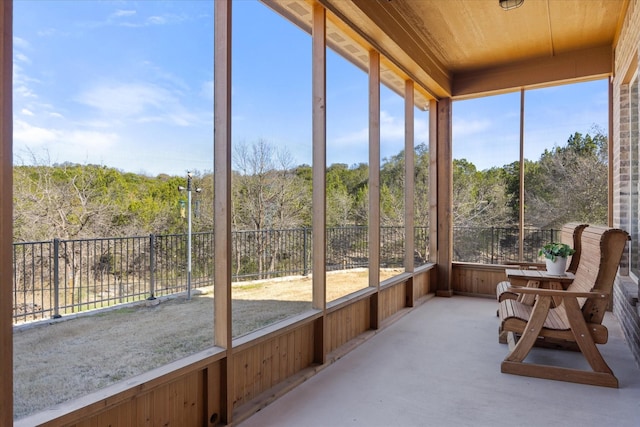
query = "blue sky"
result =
(13, 0, 607, 176)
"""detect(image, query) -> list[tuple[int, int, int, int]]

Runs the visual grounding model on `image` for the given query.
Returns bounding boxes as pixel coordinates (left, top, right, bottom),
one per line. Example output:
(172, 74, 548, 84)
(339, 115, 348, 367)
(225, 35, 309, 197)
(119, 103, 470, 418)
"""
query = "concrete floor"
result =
(239, 296, 640, 427)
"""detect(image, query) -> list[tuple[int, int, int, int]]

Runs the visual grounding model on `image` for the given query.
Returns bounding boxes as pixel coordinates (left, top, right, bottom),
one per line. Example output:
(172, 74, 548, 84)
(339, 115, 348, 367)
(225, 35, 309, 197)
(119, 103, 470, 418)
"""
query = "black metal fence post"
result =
(491, 227, 495, 264)
(148, 234, 156, 300)
(53, 238, 61, 319)
(303, 227, 309, 276)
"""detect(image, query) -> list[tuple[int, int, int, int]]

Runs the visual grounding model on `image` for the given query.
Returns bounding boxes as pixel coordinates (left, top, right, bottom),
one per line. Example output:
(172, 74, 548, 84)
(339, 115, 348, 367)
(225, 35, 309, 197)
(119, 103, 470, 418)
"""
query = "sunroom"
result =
(2, 0, 640, 425)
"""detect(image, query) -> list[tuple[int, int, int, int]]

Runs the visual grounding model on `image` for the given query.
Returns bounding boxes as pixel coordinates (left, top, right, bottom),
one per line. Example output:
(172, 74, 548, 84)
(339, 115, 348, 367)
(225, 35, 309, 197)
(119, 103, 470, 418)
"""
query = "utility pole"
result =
(178, 171, 201, 299)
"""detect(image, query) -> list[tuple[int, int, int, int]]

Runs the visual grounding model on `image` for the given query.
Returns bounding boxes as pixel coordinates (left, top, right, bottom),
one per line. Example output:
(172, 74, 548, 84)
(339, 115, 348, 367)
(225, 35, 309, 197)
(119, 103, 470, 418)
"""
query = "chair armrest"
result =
(504, 284, 608, 299)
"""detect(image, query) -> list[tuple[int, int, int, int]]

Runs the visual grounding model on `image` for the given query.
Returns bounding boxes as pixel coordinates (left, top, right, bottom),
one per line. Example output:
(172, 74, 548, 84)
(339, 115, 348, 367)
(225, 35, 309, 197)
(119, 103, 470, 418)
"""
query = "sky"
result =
(13, 0, 608, 176)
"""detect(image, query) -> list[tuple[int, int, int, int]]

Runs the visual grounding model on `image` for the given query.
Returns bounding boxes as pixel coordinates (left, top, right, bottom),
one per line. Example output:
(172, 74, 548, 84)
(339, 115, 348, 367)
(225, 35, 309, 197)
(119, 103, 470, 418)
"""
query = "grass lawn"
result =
(13, 268, 402, 419)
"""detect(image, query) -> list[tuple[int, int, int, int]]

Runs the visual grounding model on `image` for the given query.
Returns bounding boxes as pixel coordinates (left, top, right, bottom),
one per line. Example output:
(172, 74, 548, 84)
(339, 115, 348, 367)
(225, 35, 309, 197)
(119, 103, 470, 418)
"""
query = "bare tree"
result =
(231, 140, 310, 278)
(14, 153, 117, 241)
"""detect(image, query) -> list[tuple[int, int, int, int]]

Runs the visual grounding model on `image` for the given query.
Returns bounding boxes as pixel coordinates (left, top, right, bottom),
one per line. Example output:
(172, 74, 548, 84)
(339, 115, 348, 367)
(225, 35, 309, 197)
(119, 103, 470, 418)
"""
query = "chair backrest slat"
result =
(561, 222, 588, 273)
(566, 225, 629, 325)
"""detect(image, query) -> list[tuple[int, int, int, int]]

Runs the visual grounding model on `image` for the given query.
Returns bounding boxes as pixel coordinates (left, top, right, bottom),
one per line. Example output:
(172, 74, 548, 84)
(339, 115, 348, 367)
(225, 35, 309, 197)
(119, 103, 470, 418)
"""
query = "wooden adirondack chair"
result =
(496, 222, 588, 303)
(498, 225, 630, 387)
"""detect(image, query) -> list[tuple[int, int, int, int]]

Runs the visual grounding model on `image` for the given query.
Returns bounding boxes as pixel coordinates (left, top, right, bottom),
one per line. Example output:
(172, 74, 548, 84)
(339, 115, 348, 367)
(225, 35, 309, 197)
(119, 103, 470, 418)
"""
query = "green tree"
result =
(525, 129, 608, 228)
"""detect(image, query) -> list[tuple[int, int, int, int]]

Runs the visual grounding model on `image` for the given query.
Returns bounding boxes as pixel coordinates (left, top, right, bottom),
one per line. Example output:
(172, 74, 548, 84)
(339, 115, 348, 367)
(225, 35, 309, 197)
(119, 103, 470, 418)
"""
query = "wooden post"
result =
(429, 99, 438, 265)
(608, 77, 613, 227)
(435, 98, 453, 297)
(405, 81, 415, 307)
(519, 88, 525, 261)
(369, 50, 381, 327)
(214, 0, 233, 423)
(311, 2, 327, 364)
(404, 81, 415, 274)
(0, 1, 12, 424)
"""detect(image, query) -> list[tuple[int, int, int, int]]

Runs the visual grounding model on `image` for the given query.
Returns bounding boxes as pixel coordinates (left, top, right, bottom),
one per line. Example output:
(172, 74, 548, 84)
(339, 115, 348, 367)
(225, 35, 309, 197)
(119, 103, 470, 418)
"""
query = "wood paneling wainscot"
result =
(380, 276, 411, 321)
(16, 350, 225, 427)
(452, 263, 509, 297)
(232, 320, 316, 408)
(326, 292, 373, 354)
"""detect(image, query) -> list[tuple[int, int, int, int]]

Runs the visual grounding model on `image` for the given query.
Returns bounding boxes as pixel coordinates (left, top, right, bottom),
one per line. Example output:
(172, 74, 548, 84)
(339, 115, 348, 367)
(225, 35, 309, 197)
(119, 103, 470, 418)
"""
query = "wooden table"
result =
(505, 268, 575, 289)
(505, 268, 576, 305)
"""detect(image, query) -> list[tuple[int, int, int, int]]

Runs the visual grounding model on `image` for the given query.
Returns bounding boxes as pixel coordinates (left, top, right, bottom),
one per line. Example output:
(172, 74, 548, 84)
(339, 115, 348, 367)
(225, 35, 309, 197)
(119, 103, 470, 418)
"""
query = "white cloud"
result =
(331, 111, 404, 148)
(13, 61, 41, 101)
(13, 37, 30, 50)
(15, 85, 37, 99)
(99, 10, 186, 29)
(140, 60, 189, 92)
(14, 119, 119, 162)
(67, 129, 119, 150)
(75, 81, 203, 127)
(112, 10, 136, 18)
(333, 127, 368, 146)
(201, 80, 213, 100)
(380, 110, 404, 141)
(15, 52, 31, 64)
(21, 109, 34, 116)
(14, 120, 58, 146)
(453, 118, 492, 137)
(148, 16, 167, 25)
(36, 28, 67, 37)
(76, 82, 175, 117)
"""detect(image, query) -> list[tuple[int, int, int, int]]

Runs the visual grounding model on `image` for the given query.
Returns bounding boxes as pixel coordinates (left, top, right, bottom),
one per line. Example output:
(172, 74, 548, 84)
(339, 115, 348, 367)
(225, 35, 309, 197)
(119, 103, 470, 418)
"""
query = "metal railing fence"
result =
(452, 226, 559, 264)
(12, 226, 557, 324)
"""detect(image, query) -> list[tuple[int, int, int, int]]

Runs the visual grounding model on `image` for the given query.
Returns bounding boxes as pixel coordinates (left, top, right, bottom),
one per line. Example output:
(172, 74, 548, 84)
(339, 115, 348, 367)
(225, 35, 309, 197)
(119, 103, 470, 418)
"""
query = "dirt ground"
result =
(13, 268, 402, 419)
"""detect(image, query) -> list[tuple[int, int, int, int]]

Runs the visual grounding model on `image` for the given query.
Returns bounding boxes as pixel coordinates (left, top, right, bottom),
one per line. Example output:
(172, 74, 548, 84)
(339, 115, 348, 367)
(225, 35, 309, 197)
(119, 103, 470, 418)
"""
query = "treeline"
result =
(13, 129, 607, 242)
(454, 129, 608, 230)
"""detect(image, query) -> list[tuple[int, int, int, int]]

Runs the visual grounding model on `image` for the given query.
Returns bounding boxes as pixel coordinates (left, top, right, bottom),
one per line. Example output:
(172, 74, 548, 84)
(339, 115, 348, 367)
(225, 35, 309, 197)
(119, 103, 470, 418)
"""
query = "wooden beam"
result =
(608, 77, 613, 226)
(0, 1, 12, 424)
(311, 2, 327, 364)
(214, 0, 233, 423)
(454, 45, 612, 99)
(369, 50, 381, 327)
(429, 100, 438, 265)
(404, 80, 415, 273)
(436, 98, 453, 297)
(317, 0, 450, 99)
(348, 0, 451, 97)
(519, 89, 525, 261)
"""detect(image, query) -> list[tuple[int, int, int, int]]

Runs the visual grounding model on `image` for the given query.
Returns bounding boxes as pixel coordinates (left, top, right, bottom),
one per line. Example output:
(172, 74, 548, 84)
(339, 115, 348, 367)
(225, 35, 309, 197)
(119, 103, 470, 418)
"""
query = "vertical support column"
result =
(214, 0, 233, 423)
(435, 98, 453, 297)
(429, 99, 438, 265)
(519, 88, 525, 261)
(608, 77, 614, 227)
(0, 1, 12, 424)
(369, 51, 381, 328)
(368, 50, 381, 289)
(404, 81, 415, 273)
(311, 2, 327, 364)
(404, 81, 415, 307)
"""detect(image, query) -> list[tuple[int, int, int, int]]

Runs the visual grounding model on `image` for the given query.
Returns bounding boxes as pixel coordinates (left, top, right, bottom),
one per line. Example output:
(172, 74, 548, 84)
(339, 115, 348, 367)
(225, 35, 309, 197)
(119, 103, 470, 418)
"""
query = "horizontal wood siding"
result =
(452, 263, 507, 296)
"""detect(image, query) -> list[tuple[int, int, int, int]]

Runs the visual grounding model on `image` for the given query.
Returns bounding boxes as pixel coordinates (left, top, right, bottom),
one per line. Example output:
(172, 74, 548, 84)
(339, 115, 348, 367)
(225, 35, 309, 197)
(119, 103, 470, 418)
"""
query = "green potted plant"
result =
(538, 242, 576, 275)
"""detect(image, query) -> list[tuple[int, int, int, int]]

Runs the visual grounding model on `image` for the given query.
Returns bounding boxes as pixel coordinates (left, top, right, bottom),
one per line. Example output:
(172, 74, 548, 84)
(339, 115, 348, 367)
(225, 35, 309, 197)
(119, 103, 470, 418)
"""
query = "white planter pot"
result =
(545, 256, 567, 276)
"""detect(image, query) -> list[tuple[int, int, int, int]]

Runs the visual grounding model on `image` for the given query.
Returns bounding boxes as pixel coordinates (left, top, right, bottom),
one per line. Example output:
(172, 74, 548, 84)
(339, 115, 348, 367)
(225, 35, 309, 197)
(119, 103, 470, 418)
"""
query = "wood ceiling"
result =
(265, 0, 629, 102)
